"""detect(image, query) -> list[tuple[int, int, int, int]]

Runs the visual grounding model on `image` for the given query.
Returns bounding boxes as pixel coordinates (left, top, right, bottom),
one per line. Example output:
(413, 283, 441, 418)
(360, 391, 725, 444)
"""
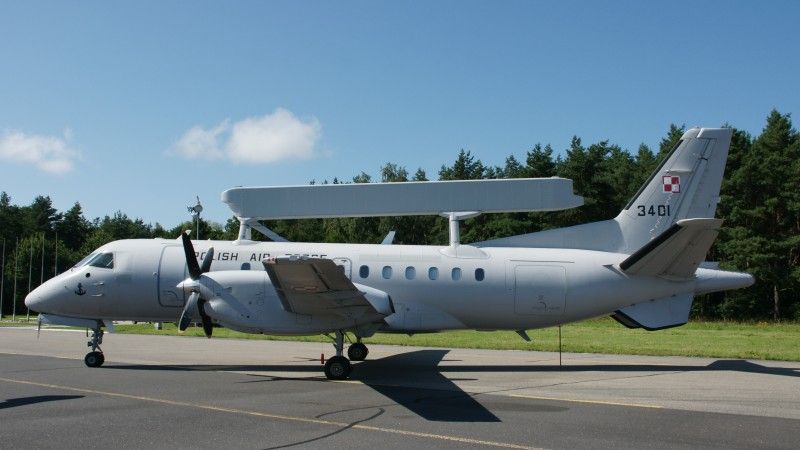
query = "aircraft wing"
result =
(619, 218, 723, 279)
(262, 257, 386, 320)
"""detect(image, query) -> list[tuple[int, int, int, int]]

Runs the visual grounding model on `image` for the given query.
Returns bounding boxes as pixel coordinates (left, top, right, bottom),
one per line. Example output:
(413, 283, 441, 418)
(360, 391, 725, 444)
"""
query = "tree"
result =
(524, 144, 557, 177)
(56, 202, 91, 251)
(381, 163, 409, 182)
(26, 196, 61, 234)
(412, 168, 428, 181)
(715, 111, 798, 319)
(657, 124, 686, 159)
(439, 149, 485, 180)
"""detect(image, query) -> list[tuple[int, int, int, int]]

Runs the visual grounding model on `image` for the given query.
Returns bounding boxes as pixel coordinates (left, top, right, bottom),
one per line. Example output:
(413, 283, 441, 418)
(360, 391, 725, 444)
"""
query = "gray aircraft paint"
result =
(26, 128, 753, 341)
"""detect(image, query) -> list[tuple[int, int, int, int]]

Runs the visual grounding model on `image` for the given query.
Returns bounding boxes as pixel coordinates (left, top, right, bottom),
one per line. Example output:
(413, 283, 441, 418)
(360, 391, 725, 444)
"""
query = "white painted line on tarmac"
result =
(0, 376, 546, 450)
(508, 393, 662, 409)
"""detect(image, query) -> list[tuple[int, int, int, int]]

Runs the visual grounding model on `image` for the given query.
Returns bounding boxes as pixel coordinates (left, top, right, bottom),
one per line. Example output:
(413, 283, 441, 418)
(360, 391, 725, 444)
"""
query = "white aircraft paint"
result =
(25, 127, 754, 379)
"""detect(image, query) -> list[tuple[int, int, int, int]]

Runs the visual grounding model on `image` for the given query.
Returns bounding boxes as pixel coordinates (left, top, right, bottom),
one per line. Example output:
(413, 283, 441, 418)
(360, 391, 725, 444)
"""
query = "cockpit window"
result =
(73, 252, 99, 268)
(87, 252, 114, 269)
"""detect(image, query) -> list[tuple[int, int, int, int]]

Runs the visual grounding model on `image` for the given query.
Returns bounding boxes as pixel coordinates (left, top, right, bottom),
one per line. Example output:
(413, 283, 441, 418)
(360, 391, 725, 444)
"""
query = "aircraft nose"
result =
(24, 291, 42, 311)
(25, 282, 55, 313)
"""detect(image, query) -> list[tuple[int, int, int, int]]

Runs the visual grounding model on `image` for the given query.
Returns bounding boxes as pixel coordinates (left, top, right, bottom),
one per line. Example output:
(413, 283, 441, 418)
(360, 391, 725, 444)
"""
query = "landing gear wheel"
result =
(347, 342, 368, 361)
(324, 356, 351, 380)
(84, 351, 104, 368)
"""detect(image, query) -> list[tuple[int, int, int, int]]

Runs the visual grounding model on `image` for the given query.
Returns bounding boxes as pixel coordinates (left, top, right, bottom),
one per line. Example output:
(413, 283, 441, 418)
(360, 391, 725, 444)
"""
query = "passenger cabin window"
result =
(359, 265, 369, 278)
(428, 267, 438, 280)
(405, 266, 416, 280)
(382, 266, 393, 279)
(451, 267, 462, 281)
(88, 252, 114, 269)
(475, 268, 485, 281)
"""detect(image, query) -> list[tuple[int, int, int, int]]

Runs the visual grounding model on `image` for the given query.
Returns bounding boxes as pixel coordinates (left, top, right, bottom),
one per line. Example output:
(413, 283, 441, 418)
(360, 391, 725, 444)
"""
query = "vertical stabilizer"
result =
(475, 127, 733, 255)
(614, 127, 732, 253)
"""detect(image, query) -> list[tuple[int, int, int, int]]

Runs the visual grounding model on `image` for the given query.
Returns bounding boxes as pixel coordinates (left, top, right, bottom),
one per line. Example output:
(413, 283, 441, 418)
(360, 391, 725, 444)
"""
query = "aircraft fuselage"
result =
(26, 237, 744, 335)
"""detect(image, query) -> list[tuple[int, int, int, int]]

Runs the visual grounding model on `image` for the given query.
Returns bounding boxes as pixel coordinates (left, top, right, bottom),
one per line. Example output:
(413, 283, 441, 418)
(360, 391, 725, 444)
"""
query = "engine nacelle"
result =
(198, 270, 272, 333)
(353, 282, 394, 316)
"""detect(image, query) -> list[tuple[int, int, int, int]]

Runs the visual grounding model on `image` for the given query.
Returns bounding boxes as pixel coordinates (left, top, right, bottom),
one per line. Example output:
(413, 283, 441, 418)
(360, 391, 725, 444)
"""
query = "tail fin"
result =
(614, 127, 732, 253)
(475, 127, 732, 254)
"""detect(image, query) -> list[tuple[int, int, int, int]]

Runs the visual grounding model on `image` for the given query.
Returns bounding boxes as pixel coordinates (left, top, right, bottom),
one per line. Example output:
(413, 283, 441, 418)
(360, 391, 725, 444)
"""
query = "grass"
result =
(4, 314, 798, 361)
(0, 314, 37, 325)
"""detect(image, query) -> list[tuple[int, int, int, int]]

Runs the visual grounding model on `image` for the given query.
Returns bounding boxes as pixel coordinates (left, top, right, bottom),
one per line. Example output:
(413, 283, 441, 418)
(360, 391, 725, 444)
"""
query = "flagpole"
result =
(0, 239, 5, 320)
(54, 232, 58, 276)
(12, 237, 18, 321)
(40, 232, 45, 285)
(27, 237, 33, 321)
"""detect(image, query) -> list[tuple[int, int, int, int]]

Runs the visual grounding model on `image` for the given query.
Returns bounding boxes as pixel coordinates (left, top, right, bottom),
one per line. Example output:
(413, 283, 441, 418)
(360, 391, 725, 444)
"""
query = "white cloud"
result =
(171, 108, 322, 164)
(0, 129, 79, 174)
(171, 120, 228, 161)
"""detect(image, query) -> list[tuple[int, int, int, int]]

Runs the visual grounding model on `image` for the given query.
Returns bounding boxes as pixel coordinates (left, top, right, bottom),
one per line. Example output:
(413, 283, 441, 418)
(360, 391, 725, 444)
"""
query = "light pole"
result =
(27, 237, 33, 321)
(1, 239, 5, 320)
(187, 196, 203, 240)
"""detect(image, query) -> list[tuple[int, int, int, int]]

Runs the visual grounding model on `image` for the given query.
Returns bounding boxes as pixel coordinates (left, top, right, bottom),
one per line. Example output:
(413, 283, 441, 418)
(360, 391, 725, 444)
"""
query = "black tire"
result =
(324, 356, 351, 380)
(347, 343, 368, 361)
(84, 351, 104, 368)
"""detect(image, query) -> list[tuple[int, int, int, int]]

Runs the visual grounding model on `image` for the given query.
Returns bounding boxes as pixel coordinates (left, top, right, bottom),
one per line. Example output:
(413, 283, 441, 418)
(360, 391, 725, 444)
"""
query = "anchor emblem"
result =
(74, 283, 86, 296)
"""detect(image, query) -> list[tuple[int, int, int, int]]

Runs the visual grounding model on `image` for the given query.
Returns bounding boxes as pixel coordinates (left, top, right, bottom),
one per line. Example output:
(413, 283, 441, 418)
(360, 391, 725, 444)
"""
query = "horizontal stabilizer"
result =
(619, 218, 722, 279)
(611, 293, 693, 331)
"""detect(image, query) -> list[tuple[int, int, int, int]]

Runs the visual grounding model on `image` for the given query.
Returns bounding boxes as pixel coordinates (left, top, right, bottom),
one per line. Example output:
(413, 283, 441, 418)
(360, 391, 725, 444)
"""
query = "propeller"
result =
(178, 231, 215, 338)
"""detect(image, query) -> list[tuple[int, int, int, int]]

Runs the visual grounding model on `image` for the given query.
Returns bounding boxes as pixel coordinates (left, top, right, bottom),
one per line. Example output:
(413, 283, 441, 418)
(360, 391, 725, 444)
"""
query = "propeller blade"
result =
(200, 247, 214, 274)
(178, 292, 199, 332)
(198, 299, 213, 338)
(181, 232, 202, 280)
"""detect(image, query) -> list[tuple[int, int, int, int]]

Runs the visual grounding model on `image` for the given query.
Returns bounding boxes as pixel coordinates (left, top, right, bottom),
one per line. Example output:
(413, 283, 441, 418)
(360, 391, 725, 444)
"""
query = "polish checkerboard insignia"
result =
(662, 175, 680, 193)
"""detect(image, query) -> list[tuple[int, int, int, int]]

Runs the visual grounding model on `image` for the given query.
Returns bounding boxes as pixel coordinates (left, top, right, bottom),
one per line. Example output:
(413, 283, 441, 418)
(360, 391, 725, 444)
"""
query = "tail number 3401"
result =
(637, 205, 671, 217)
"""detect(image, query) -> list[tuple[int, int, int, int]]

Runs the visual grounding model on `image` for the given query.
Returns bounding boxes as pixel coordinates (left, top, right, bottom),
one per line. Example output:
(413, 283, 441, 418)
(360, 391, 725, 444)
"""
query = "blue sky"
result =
(1, 1, 798, 227)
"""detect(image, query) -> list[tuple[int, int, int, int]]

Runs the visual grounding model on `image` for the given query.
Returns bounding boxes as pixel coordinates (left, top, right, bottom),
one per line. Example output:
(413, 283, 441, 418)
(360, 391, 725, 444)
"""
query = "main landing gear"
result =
(323, 331, 371, 380)
(84, 324, 105, 368)
(347, 340, 368, 361)
(324, 330, 350, 380)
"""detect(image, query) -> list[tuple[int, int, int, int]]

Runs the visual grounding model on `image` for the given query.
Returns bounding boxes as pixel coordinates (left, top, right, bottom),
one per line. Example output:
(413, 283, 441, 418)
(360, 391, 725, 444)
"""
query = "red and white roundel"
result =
(662, 175, 680, 193)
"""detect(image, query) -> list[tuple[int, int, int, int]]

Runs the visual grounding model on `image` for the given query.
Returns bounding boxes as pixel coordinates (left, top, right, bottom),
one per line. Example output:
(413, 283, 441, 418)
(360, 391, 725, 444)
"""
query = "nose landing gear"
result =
(84, 324, 105, 368)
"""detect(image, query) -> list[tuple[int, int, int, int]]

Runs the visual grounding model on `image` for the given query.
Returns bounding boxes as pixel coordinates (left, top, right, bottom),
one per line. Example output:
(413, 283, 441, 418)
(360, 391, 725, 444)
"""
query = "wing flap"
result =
(263, 257, 386, 320)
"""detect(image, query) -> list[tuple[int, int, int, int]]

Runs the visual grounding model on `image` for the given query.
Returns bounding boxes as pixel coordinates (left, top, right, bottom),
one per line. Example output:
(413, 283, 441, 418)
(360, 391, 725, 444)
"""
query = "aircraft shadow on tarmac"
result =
(349, 350, 501, 422)
(101, 350, 799, 422)
(0, 395, 84, 410)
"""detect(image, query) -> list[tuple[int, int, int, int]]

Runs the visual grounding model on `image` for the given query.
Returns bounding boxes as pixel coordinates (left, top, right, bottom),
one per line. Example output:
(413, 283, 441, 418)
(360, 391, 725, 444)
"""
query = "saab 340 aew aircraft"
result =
(25, 127, 753, 380)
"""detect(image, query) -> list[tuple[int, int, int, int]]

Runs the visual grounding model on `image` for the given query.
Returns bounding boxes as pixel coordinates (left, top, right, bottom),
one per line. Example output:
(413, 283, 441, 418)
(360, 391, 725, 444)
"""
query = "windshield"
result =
(74, 251, 114, 269)
(73, 251, 100, 268)
(87, 252, 114, 269)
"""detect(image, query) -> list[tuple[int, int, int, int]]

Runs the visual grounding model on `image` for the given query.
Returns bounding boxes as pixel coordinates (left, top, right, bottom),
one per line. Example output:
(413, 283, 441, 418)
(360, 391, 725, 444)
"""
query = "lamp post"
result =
(187, 196, 203, 240)
(1, 239, 5, 320)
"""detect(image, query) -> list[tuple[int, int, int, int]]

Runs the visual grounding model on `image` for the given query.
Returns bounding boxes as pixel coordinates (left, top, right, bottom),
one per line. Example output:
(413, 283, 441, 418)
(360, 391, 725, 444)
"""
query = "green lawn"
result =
(0, 315, 37, 324)
(4, 315, 798, 361)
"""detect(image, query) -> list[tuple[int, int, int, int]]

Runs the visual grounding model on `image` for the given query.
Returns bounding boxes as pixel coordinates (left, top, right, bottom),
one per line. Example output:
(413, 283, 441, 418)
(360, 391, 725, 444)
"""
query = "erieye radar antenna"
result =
(187, 196, 203, 240)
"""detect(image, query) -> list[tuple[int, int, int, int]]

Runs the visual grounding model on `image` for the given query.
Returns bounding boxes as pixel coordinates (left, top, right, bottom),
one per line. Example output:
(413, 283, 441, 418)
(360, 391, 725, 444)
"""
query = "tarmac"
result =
(1, 327, 799, 449)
